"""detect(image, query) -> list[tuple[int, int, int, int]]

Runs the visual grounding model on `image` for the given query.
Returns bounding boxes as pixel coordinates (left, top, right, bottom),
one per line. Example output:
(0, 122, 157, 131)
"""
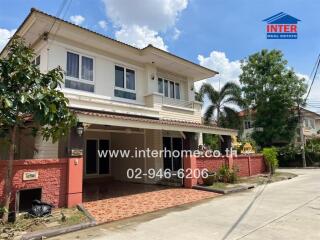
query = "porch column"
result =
(66, 127, 84, 207)
(66, 157, 83, 207)
(198, 132, 203, 146)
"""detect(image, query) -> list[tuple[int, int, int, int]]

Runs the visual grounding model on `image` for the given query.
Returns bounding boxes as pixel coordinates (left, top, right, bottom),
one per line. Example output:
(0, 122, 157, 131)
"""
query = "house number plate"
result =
(23, 171, 39, 181)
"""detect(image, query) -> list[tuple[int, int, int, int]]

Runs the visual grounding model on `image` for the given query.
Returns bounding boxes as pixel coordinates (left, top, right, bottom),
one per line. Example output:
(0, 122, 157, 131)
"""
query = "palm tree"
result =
(197, 82, 244, 128)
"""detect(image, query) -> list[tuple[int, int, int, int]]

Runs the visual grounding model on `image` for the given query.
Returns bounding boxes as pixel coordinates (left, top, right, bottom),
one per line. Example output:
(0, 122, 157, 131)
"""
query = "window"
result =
(169, 81, 175, 98)
(65, 51, 94, 92)
(158, 78, 181, 99)
(164, 80, 169, 97)
(81, 56, 93, 81)
(175, 83, 180, 99)
(67, 52, 79, 78)
(158, 78, 163, 94)
(310, 119, 315, 129)
(115, 66, 124, 88)
(126, 69, 135, 90)
(114, 65, 136, 100)
(244, 120, 253, 129)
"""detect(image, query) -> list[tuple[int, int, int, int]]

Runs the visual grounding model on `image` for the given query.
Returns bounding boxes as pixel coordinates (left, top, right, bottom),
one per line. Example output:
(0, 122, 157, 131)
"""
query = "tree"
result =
(240, 49, 306, 147)
(0, 37, 77, 223)
(197, 82, 244, 129)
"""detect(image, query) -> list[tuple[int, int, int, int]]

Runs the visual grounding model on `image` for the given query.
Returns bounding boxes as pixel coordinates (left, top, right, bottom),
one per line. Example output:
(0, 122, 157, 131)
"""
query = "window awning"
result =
(73, 109, 238, 136)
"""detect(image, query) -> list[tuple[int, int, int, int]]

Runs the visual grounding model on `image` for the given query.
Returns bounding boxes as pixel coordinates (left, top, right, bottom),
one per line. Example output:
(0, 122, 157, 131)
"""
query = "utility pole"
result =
(297, 104, 306, 167)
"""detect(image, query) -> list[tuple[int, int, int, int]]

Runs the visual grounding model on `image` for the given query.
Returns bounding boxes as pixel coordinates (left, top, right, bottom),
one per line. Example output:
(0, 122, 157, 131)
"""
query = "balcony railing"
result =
(162, 97, 194, 109)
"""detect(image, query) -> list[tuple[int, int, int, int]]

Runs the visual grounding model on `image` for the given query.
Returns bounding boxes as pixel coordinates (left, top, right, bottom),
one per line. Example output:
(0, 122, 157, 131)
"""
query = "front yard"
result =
(0, 207, 89, 240)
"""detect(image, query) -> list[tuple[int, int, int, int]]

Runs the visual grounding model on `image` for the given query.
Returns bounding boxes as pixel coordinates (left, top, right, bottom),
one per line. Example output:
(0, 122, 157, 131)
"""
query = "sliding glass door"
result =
(163, 137, 183, 171)
(85, 139, 110, 176)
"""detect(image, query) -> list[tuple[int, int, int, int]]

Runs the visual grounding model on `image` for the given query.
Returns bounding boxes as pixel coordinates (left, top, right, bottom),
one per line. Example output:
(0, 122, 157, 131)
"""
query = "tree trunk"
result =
(2, 125, 17, 223)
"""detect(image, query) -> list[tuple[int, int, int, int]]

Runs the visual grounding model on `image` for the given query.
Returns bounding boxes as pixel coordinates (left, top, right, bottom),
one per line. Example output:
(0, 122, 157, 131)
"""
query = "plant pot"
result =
(202, 174, 216, 186)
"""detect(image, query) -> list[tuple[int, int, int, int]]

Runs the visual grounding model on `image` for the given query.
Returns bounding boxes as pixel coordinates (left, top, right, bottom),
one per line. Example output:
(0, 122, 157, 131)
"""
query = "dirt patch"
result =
(0, 208, 88, 240)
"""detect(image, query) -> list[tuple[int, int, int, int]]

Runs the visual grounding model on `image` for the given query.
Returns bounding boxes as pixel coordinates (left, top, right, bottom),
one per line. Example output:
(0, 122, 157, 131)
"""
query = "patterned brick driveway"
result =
(83, 182, 219, 223)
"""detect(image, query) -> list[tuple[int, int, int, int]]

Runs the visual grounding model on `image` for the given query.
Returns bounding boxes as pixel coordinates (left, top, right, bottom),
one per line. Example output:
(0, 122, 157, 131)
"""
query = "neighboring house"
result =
(238, 109, 256, 140)
(0, 9, 237, 208)
(238, 108, 320, 144)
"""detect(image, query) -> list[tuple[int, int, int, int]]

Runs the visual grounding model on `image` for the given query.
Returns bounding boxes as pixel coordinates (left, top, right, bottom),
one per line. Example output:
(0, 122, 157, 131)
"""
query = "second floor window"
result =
(244, 120, 253, 129)
(65, 51, 94, 92)
(158, 78, 180, 100)
(114, 65, 136, 100)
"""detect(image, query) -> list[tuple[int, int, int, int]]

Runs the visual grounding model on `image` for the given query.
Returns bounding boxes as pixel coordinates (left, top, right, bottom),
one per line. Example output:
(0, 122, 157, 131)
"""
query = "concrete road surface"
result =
(50, 169, 320, 240)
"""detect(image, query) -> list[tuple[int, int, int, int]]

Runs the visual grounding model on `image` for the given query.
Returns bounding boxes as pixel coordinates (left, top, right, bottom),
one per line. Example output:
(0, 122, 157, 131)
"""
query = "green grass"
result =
(205, 171, 297, 190)
(208, 182, 231, 190)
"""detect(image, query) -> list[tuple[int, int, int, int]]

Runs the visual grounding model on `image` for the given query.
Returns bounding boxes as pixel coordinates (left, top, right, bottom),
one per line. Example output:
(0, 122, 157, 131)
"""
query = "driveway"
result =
(83, 182, 218, 223)
(51, 169, 320, 240)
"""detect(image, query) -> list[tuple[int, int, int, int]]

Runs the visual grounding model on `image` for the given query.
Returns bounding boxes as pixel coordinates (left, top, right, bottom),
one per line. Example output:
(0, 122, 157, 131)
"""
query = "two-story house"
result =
(0, 9, 237, 209)
(238, 108, 320, 144)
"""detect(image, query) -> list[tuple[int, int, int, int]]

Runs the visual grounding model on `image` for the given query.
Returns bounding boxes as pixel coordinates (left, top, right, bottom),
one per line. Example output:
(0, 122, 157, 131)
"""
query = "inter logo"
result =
(263, 12, 300, 39)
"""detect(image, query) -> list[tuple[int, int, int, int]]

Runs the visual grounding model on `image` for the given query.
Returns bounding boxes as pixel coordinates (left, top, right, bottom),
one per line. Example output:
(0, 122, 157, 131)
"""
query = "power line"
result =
(307, 54, 320, 86)
(305, 53, 320, 102)
(47, 0, 70, 35)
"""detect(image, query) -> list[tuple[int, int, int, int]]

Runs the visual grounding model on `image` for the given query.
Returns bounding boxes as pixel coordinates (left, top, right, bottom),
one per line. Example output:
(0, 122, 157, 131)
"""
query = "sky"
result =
(0, 0, 319, 112)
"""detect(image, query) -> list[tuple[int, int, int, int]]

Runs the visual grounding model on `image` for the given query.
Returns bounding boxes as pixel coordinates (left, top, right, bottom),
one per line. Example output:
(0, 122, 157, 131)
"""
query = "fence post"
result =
(183, 155, 198, 188)
(248, 155, 252, 176)
(227, 154, 234, 168)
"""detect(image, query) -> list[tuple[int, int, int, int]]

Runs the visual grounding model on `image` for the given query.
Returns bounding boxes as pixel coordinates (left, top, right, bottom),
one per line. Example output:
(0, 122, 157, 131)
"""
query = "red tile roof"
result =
(72, 109, 237, 132)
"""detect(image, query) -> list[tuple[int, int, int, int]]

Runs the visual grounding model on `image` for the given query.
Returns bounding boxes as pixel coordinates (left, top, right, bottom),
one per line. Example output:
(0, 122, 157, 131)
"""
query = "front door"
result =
(163, 137, 183, 171)
(85, 139, 110, 176)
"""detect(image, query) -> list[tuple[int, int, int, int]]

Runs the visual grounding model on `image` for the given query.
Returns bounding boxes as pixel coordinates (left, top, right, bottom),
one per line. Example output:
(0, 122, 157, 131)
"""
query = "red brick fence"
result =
(184, 154, 266, 188)
(0, 158, 83, 209)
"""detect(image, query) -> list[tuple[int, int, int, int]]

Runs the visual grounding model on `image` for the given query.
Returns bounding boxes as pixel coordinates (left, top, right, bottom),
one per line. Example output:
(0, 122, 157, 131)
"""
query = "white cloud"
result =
(70, 15, 85, 25)
(173, 28, 181, 40)
(195, 51, 241, 91)
(102, 0, 187, 31)
(299, 72, 320, 113)
(0, 28, 16, 51)
(98, 20, 108, 30)
(102, 0, 188, 49)
(115, 25, 167, 50)
(195, 51, 242, 115)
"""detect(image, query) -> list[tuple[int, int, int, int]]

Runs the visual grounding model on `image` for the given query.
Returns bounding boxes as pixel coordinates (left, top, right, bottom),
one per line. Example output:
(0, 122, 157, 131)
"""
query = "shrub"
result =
(0, 205, 7, 218)
(263, 147, 278, 174)
(218, 165, 238, 183)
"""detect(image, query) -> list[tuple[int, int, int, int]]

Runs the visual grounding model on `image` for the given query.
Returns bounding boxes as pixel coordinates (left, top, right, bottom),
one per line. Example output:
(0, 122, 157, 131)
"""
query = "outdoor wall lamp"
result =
(76, 122, 84, 136)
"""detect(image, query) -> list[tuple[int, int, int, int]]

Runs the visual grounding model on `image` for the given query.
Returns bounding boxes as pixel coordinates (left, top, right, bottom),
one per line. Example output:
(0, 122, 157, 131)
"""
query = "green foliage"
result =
(306, 137, 320, 152)
(218, 165, 238, 183)
(0, 205, 8, 215)
(263, 147, 278, 174)
(0, 36, 77, 142)
(240, 49, 307, 147)
(203, 134, 220, 150)
(197, 82, 245, 128)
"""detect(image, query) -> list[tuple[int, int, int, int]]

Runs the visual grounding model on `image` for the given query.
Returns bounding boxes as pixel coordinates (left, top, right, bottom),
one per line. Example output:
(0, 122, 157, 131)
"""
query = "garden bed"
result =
(0, 207, 91, 240)
(195, 171, 298, 194)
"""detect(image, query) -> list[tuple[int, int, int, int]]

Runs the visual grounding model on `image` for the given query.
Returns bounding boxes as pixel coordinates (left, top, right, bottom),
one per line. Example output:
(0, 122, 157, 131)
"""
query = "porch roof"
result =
(73, 109, 238, 136)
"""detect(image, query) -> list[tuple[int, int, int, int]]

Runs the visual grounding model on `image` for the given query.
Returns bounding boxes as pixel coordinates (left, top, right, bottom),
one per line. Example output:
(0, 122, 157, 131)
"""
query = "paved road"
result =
(51, 169, 320, 240)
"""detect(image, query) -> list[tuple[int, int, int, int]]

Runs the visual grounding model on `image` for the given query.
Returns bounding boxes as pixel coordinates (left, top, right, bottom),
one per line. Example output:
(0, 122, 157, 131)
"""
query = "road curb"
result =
(21, 204, 97, 240)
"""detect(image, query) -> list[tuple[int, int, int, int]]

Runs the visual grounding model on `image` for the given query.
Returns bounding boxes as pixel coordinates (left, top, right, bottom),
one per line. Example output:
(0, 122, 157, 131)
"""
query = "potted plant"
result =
(202, 170, 217, 185)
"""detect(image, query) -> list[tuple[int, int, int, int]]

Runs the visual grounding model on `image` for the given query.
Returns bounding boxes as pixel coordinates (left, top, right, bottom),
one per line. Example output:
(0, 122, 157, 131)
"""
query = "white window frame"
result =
(158, 78, 181, 100)
(32, 55, 41, 67)
(65, 50, 95, 86)
(114, 64, 136, 93)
